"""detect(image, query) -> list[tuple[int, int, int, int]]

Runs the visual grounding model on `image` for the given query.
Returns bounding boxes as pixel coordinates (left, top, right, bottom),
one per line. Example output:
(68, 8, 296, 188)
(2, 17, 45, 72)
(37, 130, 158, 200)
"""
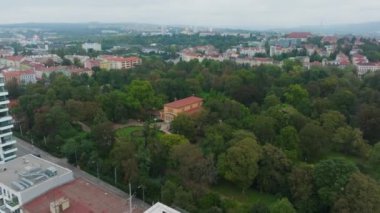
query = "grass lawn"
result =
(116, 126, 144, 139)
(212, 181, 278, 210)
(322, 151, 360, 163)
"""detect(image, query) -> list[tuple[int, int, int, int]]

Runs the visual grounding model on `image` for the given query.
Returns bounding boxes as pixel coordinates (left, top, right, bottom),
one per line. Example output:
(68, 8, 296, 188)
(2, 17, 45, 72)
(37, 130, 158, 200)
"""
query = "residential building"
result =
(322, 36, 338, 44)
(160, 96, 203, 123)
(286, 32, 312, 42)
(0, 74, 16, 164)
(351, 54, 369, 65)
(304, 45, 318, 56)
(290, 56, 310, 69)
(99, 55, 142, 70)
(270, 45, 294, 57)
(0, 154, 74, 213)
(26, 54, 62, 65)
(84, 59, 101, 69)
(325, 45, 336, 56)
(239, 47, 266, 57)
(23, 178, 146, 213)
(335, 53, 351, 68)
(0, 48, 14, 58)
(82, 43, 102, 52)
(3, 70, 37, 84)
(67, 67, 93, 77)
(64, 55, 90, 64)
(269, 38, 301, 48)
(235, 57, 273, 66)
(145, 202, 180, 213)
(34, 66, 69, 79)
(0, 56, 25, 69)
(356, 63, 380, 76)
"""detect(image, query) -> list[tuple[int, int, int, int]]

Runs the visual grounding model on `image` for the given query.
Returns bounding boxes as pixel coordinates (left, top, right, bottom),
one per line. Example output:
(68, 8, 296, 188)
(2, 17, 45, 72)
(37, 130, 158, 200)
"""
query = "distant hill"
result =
(276, 22, 380, 36)
(1, 22, 380, 36)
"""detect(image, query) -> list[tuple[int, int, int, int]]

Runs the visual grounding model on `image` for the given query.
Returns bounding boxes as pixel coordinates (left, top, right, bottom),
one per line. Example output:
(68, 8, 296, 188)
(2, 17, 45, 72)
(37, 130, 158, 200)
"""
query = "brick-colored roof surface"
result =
(23, 178, 146, 213)
(164, 96, 203, 109)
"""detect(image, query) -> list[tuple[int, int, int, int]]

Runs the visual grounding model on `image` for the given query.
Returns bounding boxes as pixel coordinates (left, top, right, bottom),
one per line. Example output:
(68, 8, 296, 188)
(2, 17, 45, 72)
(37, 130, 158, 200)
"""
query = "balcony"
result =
(3, 147, 17, 155)
(0, 100, 9, 106)
(4, 154, 16, 162)
(0, 92, 8, 97)
(0, 125, 13, 132)
(1, 140, 16, 147)
(0, 205, 12, 213)
(4, 197, 20, 212)
(0, 131, 12, 138)
(0, 116, 12, 123)
(0, 112, 9, 118)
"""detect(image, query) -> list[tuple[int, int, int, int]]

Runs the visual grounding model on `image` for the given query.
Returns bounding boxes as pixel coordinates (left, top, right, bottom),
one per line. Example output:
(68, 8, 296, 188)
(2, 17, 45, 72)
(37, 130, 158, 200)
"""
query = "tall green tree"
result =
(314, 158, 358, 209)
(218, 137, 262, 191)
(333, 172, 380, 213)
(269, 198, 296, 213)
(299, 123, 329, 161)
(256, 144, 292, 194)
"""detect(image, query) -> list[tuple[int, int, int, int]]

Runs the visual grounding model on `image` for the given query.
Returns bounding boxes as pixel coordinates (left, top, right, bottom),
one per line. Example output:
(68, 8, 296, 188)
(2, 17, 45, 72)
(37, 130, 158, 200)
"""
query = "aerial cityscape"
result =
(0, 1, 380, 213)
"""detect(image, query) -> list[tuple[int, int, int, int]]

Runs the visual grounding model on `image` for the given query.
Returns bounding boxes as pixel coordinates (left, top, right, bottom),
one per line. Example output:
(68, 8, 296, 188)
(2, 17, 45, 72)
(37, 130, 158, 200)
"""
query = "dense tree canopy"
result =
(11, 56, 380, 212)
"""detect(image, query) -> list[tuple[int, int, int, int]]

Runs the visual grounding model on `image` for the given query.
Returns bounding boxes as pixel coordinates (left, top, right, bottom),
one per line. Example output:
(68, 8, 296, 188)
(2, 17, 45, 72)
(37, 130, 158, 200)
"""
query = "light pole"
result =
(114, 167, 117, 185)
(19, 124, 23, 136)
(138, 185, 145, 202)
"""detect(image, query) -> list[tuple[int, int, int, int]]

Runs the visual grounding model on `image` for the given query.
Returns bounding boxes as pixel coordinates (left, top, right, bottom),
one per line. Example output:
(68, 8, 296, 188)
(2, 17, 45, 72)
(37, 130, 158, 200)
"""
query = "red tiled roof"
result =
(287, 32, 312, 39)
(101, 55, 141, 63)
(165, 96, 203, 108)
(357, 62, 380, 66)
(3, 71, 21, 79)
(254, 57, 272, 62)
(23, 178, 146, 213)
(5, 55, 24, 61)
(3, 69, 35, 79)
(322, 36, 337, 43)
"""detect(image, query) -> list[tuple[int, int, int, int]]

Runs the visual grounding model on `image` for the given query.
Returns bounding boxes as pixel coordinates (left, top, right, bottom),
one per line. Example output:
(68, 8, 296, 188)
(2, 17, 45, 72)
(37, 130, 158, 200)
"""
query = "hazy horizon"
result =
(1, 0, 380, 30)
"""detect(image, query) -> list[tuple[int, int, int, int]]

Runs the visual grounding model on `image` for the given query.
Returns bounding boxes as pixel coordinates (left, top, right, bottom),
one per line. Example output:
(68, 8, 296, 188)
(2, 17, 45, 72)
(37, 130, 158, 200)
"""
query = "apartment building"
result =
(3, 70, 37, 84)
(99, 55, 142, 70)
(356, 63, 380, 76)
(160, 96, 203, 123)
(0, 154, 74, 213)
(0, 56, 25, 69)
(0, 74, 16, 164)
(82, 43, 102, 52)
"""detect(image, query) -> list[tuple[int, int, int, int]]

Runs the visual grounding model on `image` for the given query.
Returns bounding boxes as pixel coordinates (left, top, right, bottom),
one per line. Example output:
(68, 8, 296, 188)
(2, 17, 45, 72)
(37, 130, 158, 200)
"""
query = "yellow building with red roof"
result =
(160, 96, 203, 123)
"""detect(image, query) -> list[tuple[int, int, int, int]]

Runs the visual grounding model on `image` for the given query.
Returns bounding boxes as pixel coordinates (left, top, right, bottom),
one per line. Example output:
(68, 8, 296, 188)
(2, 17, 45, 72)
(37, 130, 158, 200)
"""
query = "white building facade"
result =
(82, 43, 102, 52)
(0, 74, 16, 164)
(0, 155, 74, 213)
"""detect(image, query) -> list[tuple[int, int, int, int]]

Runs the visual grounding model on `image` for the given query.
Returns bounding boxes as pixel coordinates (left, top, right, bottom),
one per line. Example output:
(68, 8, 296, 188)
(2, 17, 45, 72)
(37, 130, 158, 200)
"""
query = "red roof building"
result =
(22, 178, 146, 213)
(287, 32, 312, 41)
(84, 59, 101, 69)
(3, 69, 37, 84)
(99, 55, 142, 70)
(6, 56, 25, 62)
(160, 96, 203, 123)
(322, 36, 338, 44)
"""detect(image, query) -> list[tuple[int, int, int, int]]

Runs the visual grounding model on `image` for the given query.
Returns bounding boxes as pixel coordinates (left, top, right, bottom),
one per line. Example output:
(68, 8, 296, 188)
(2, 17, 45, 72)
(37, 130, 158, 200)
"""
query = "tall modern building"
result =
(0, 73, 17, 164)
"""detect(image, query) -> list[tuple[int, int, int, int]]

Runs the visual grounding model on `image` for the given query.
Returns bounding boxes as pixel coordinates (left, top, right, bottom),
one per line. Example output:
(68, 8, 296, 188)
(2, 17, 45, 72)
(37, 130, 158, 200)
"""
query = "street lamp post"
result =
(138, 185, 145, 202)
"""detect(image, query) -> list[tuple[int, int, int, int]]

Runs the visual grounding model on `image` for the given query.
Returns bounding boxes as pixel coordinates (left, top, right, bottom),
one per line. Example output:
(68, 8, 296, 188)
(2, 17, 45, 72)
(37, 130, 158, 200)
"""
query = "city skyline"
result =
(1, 0, 380, 29)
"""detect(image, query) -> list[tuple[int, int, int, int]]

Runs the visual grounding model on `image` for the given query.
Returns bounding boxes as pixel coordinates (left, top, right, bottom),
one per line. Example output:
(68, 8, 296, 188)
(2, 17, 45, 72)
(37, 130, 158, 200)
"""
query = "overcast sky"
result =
(1, 0, 380, 29)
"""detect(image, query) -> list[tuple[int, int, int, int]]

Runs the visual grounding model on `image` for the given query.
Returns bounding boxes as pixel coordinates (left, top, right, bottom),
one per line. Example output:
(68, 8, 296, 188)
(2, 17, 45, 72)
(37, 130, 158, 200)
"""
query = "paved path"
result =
(15, 136, 150, 211)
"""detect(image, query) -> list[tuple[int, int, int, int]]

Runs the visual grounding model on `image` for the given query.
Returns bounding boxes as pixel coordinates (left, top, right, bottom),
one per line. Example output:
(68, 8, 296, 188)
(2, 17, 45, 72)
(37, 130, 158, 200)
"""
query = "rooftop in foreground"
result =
(0, 154, 72, 192)
(164, 96, 203, 109)
(23, 178, 147, 213)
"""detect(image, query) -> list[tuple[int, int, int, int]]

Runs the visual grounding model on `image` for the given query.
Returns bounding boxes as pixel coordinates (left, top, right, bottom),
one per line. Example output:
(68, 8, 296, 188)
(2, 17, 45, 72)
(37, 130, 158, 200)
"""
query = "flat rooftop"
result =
(23, 178, 147, 213)
(145, 202, 180, 213)
(0, 154, 72, 192)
